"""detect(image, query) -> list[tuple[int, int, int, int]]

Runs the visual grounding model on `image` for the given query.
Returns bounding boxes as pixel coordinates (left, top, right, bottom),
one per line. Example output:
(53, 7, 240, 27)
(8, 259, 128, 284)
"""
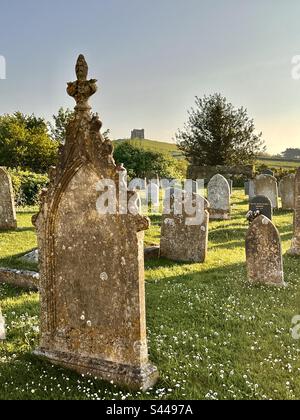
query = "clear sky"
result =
(0, 0, 300, 154)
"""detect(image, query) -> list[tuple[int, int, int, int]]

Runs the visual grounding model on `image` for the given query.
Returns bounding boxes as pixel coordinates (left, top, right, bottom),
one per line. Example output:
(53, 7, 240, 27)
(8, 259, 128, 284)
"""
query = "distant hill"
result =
(113, 139, 300, 170)
(113, 139, 183, 159)
(257, 156, 300, 169)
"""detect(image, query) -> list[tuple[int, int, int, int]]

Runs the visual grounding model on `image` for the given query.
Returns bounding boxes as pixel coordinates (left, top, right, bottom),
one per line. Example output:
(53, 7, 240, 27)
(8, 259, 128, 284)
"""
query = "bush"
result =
(8, 169, 49, 206)
(113, 141, 186, 180)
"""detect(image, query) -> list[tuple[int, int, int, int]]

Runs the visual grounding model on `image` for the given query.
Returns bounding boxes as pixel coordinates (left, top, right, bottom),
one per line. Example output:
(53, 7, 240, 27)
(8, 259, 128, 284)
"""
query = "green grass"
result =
(1, 190, 300, 400)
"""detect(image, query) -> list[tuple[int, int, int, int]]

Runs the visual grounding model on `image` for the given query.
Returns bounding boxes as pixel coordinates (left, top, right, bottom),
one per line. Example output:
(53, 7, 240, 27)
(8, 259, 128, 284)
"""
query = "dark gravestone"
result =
(249, 195, 272, 220)
(262, 169, 274, 177)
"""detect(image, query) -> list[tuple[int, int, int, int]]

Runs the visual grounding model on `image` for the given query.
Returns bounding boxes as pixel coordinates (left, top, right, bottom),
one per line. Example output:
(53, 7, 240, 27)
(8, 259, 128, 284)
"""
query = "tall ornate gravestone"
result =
(0, 308, 5, 340)
(254, 174, 278, 209)
(33, 55, 158, 390)
(246, 215, 285, 286)
(279, 174, 295, 210)
(207, 174, 231, 220)
(249, 195, 272, 220)
(160, 189, 209, 263)
(0, 168, 17, 230)
(288, 168, 300, 256)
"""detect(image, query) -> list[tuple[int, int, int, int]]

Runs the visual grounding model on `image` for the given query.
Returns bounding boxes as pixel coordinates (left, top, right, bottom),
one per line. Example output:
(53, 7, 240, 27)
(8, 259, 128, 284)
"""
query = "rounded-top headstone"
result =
(262, 169, 274, 177)
(207, 174, 231, 220)
(254, 174, 278, 209)
(279, 174, 295, 210)
(246, 215, 285, 286)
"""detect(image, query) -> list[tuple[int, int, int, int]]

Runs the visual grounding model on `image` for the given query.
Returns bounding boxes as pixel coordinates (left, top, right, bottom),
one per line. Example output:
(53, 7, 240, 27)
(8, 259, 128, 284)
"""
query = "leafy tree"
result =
(0, 112, 59, 173)
(50, 107, 74, 143)
(176, 94, 265, 165)
(281, 148, 300, 160)
(113, 141, 183, 179)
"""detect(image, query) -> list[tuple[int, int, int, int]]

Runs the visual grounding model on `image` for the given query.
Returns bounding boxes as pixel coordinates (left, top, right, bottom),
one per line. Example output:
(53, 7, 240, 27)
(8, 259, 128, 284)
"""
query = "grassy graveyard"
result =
(0, 189, 300, 400)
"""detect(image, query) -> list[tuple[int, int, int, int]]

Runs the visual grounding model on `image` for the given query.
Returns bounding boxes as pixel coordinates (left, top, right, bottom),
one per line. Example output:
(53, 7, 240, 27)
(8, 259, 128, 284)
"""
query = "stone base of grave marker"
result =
(209, 209, 231, 221)
(34, 348, 158, 391)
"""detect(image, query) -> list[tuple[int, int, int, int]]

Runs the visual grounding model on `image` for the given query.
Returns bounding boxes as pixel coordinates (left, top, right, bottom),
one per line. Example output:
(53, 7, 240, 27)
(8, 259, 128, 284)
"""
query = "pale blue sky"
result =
(1, 0, 300, 153)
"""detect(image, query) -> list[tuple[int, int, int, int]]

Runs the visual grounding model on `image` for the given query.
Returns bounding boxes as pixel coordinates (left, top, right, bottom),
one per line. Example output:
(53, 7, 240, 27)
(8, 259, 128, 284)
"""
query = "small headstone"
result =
(146, 182, 159, 207)
(245, 181, 250, 196)
(254, 174, 278, 209)
(0, 309, 5, 340)
(249, 195, 272, 220)
(226, 179, 233, 194)
(262, 169, 274, 177)
(160, 189, 210, 262)
(279, 174, 295, 210)
(249, 179, 256, 200)
(0, 167, 17, 230)
(288, 168, 300, 256)
(246, 215, 285, 286)
(33, 55, 158, 390)
(207, 174, 231, 220)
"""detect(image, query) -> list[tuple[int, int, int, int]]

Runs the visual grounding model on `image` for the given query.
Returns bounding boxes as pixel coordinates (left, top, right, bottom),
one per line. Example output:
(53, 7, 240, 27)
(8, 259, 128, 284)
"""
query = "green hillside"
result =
(114, 138, 181, 158)
(257, 158, 300, 169)
(113, 139, 300, 170)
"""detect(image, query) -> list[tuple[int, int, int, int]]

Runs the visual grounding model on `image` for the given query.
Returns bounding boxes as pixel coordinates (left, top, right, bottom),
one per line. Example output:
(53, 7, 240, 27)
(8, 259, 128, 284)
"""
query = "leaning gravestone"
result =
(0, 168, 17, 230)
(246, 215, 285, 286)
(0, 308, 5, 340)
(279, 174, 295, 210)
(288, 168, 300, 256)
(160, 189, 209, 263)
(207, 174, 231, 220)
(33, 55, 158, 390)
(254, 174, 278, 209)
(249, 195, 272, 220)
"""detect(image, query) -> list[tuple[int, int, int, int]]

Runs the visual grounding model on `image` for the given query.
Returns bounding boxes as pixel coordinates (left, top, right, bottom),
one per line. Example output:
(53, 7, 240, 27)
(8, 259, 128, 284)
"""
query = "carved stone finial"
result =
(75, 54, 88, 81)
(67, 54, 98, 113)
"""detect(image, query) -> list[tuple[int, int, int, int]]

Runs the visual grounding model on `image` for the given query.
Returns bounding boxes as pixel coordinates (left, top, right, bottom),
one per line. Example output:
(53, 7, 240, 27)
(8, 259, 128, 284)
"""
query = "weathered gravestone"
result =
(254, 174, 278, 209)
(288, 168, 300, 256)
(245, 180, 256, 199)
(249, 195, 272, 220)
(246, 215, 285, 286)
(160, 189, 209, 262)
(207, 174, 231, 220)
(249, 179, 256, 200)
(33, 55, 158, 390)
(279, 174, 295, 210)
(0, 308, 5, 340)
(0, 167, 17, 230)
